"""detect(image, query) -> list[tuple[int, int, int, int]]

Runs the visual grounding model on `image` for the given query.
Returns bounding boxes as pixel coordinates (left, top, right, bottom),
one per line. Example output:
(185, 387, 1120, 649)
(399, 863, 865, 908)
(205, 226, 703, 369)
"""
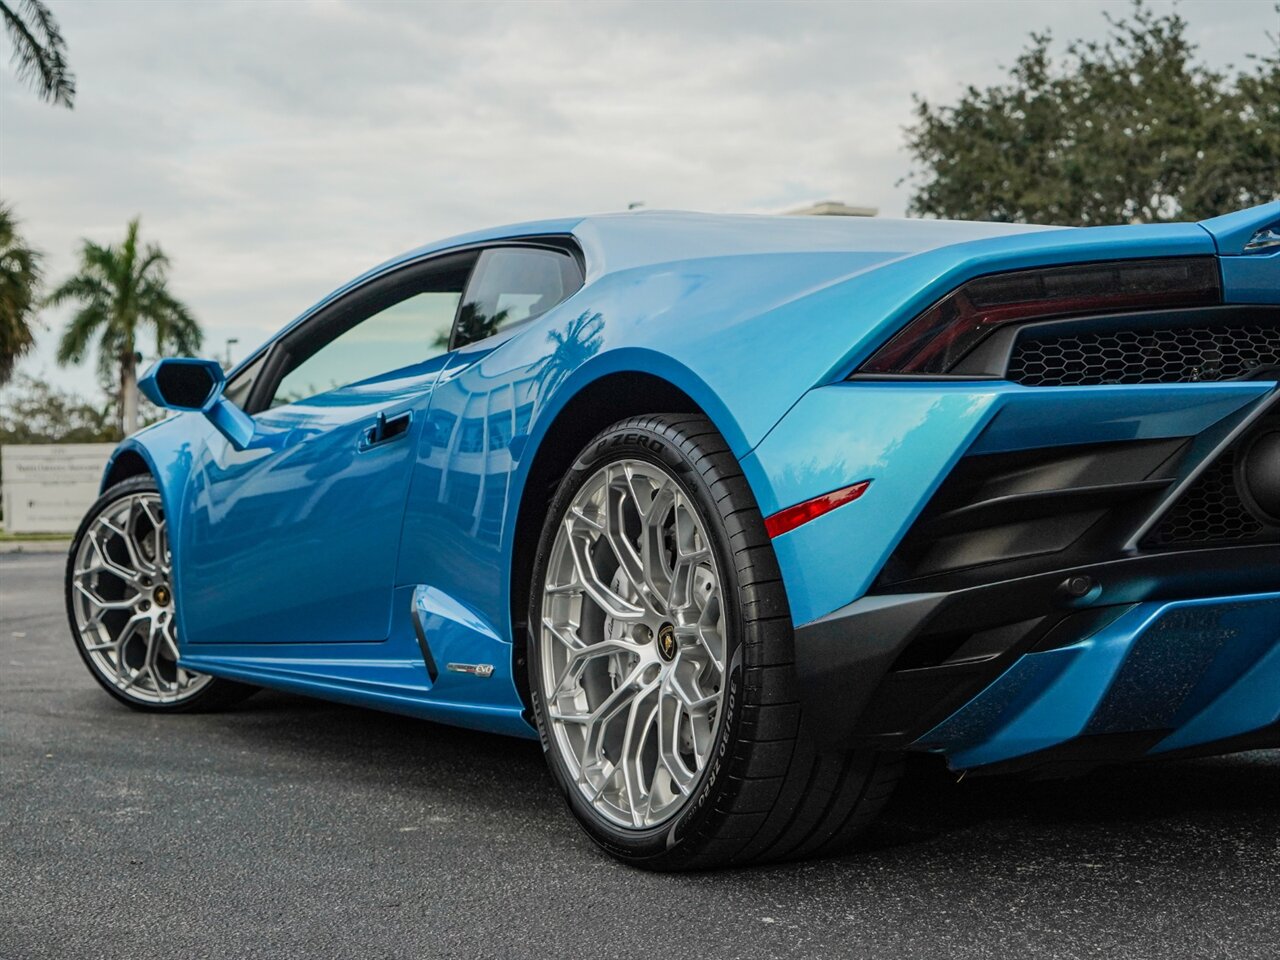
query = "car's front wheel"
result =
(528, 414, 900, 869)
(66, 475, 256, 712)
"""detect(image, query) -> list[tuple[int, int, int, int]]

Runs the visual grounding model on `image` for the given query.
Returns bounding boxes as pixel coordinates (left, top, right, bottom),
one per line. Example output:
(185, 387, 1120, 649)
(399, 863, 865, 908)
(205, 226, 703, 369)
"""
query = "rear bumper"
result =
(917, 590, 1280, 770)
(794, 551, 1280, 770)
(747, 372, 1280, 771)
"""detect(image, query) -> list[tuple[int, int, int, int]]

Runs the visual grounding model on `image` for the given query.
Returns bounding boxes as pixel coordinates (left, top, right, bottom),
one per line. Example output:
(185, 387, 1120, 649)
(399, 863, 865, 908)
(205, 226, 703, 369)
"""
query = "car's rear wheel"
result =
(65, 475, 256, 712)
(528, 414, 900, 869)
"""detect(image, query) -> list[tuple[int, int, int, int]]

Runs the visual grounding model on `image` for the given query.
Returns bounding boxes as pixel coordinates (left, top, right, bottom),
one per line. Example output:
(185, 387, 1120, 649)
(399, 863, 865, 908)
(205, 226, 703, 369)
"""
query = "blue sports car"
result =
(66, 203, 1280, 869)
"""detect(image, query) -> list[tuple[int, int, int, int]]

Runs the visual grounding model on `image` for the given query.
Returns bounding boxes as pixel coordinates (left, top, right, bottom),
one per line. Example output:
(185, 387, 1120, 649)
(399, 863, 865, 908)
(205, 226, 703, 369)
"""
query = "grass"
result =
(0, 531, 72, 541)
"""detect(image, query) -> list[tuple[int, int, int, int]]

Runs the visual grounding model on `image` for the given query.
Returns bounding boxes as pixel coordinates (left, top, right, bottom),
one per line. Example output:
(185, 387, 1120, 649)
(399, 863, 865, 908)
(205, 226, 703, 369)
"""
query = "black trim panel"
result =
(411, 604, 439, 684)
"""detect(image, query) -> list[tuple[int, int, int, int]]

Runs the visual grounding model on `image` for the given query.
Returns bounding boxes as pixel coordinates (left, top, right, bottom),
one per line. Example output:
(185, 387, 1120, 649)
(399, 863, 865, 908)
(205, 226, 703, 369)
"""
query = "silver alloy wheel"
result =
(540, 458, 727, 829)
(70, 492, 212, 705)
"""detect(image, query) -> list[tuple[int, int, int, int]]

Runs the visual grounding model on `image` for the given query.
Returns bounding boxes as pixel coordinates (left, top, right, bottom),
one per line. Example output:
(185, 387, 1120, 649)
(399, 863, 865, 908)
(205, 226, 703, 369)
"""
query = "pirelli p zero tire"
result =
(65, 475, 257, 713)
(528, 414, 901, 869)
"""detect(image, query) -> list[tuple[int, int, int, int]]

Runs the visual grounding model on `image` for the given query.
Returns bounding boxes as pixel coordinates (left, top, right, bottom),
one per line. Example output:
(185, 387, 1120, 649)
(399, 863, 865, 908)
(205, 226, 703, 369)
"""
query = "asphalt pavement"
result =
(2, 552, 1277, 960)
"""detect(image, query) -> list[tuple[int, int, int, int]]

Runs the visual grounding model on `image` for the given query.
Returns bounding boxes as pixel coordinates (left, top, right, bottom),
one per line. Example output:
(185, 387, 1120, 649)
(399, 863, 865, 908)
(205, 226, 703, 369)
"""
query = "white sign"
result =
(1, 444, 117, 534)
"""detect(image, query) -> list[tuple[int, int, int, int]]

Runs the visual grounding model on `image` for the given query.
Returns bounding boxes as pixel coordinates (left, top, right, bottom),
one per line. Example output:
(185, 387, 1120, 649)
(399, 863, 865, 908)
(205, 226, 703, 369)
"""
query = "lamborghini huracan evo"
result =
(66, 203, 1280, 869)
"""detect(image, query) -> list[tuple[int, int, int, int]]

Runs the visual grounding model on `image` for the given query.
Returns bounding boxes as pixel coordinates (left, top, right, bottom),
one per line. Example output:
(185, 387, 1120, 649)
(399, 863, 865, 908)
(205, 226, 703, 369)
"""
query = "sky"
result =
(2, 0, 1276, 395)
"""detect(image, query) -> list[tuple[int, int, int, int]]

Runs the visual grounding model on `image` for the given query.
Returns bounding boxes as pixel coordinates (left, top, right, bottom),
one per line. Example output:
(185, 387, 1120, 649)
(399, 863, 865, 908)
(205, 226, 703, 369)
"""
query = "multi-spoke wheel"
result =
(529, 415, 902, 870)
(65, 476, 255, 712)
(540, 458, 726, 828)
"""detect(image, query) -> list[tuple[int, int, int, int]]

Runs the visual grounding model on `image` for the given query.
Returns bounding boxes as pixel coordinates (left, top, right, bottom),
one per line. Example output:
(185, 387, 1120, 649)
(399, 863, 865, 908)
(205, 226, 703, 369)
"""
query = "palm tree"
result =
(47, 217, 201, 434)
(0, 202, 43, 384)
(1, 0, 74, 108)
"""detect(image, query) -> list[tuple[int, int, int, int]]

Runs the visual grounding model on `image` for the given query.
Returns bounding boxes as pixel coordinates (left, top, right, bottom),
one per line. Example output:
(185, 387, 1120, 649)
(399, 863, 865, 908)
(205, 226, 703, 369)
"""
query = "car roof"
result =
(386, 209, 1059, 275)
(290, 211, 1060, 329)
(568, 211, 1060, 277)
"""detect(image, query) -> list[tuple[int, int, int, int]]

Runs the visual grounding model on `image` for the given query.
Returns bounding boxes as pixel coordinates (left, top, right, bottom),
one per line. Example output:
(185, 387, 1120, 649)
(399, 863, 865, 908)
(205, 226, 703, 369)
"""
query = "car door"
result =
(176, 253, 474, 645)
(395, 243, 587, 621)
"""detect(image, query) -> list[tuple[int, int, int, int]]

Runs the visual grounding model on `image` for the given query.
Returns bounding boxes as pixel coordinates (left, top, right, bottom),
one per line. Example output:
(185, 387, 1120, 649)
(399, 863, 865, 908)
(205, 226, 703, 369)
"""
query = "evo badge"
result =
(446, 662, 495, 678)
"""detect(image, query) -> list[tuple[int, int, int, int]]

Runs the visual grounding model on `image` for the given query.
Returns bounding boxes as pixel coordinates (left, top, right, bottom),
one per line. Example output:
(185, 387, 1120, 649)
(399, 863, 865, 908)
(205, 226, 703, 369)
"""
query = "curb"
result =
(0, 540, 72, 555)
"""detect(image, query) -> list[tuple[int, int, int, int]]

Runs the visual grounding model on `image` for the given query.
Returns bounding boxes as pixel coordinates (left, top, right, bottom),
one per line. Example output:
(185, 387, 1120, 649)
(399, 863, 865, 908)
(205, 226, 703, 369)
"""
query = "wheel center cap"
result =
(657, 622, 677, 662)
(153, 585, 171, 607)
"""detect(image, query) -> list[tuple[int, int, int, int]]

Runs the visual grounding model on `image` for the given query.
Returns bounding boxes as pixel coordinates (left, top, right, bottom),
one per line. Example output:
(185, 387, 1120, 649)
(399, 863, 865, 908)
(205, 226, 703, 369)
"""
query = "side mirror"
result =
(141, 357, 222, 410)
(139, 358, 254, 450)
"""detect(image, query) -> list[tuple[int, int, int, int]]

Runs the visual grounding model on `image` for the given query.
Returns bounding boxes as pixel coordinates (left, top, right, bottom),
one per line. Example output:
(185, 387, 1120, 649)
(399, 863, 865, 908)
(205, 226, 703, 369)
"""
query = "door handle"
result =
(359, 410, 412, 450)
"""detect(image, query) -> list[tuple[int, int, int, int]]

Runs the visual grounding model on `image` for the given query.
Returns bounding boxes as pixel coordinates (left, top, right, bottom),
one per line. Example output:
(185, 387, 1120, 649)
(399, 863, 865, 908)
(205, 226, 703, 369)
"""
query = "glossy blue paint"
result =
(1201, 201, 1280, 303)
(1199, 199, 1280, 256)
(411, 585, 526, 716)
(179, 586, 532, 737)
(203, 397, 255, 451)
(916, 593, 1280, 769)
(105, 417, 206, 568)
(965, 383, 1271, 455)
(96, 209, 1279, 746)
(1218, 249, 1280, 304)
(179, 356, 452, 645)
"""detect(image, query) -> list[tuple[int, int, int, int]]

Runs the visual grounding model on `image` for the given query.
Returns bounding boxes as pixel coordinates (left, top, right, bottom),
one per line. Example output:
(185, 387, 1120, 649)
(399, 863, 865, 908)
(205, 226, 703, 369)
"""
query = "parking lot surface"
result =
(2, 553, 1277, 959)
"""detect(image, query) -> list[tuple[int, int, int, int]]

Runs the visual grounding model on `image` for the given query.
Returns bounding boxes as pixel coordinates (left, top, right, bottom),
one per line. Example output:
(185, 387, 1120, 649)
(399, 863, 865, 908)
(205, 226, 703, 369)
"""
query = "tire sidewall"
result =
(527, 420, 750, 864)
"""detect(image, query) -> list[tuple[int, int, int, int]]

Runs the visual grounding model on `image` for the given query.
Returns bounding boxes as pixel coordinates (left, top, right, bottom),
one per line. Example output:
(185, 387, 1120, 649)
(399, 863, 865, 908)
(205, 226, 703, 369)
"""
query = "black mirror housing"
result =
(140, 357, 224, 411)
(138, 357, 254, 450)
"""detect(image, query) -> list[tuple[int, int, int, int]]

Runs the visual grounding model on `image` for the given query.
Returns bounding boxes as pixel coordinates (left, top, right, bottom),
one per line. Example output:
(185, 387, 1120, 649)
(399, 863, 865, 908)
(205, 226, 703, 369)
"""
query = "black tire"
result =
(528, 414, 901, 869)
(66, 475, 257, 713)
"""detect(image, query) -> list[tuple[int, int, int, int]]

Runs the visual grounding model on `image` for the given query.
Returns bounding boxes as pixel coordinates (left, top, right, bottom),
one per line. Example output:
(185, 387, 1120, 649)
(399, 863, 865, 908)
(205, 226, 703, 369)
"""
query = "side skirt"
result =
(178, 584, 536, 739)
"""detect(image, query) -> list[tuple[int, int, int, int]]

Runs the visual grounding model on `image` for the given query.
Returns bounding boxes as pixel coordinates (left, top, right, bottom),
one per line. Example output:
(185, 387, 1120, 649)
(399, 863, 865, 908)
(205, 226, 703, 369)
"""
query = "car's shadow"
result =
(865, 748, 1280, 849)
(208, 688, 1280, 867)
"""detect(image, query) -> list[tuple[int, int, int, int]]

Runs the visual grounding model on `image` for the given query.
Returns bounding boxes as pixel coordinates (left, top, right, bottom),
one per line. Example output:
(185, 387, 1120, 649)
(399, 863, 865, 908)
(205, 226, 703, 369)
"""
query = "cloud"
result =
(2, 0, 1273, 391)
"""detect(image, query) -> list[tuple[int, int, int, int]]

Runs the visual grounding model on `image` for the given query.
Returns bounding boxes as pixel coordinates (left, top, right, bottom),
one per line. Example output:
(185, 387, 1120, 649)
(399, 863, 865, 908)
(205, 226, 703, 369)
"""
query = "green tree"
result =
(0, 373, 117, 444)
(1, 0, 74, 108)
(0, 202, 43, 385)
(46, 217, 201, 435)
(903, 2, 1280, 225)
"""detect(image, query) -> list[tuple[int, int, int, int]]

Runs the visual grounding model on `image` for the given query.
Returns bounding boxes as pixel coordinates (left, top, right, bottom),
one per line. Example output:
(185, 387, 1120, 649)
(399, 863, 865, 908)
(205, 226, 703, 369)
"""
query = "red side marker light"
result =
(764, 480, 872, 539)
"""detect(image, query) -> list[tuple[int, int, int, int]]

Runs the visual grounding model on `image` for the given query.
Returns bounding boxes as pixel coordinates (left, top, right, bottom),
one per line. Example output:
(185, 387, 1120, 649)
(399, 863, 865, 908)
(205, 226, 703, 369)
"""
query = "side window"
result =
(268, 258, 472, 408)
(453, 247, 583, 348)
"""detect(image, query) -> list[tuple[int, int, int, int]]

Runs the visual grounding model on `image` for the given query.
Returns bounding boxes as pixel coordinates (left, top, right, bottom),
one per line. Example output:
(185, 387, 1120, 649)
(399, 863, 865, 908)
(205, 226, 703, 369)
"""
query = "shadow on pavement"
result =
(197, 686, 1280, 863)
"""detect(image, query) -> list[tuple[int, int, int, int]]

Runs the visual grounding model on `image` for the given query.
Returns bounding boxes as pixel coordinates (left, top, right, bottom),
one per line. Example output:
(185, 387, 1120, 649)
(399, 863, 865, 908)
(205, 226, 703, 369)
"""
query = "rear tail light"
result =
(859, 257, 1222, 376)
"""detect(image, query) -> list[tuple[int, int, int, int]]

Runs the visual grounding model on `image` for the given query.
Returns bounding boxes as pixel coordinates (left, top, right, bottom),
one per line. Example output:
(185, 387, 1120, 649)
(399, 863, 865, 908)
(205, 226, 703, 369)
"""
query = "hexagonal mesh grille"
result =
(1148, 456, 1265, 547)
(1008, 323, 1280, 387)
